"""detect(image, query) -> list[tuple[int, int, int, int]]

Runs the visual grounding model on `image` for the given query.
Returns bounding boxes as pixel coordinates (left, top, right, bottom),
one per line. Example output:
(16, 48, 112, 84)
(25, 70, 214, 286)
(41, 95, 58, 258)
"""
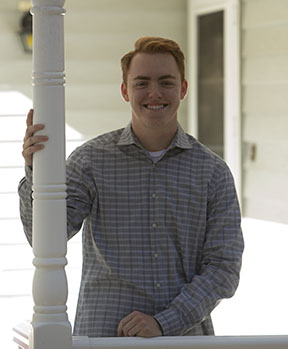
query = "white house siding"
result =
(241, 0, 288, 224)
(64, 0, 188, 139)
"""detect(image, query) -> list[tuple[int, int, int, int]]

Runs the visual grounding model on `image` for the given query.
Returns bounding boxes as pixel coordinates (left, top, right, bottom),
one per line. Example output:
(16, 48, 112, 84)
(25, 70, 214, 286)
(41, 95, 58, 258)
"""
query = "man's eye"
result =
(136, 81, 148, 87)
(161, 81, 174, 86)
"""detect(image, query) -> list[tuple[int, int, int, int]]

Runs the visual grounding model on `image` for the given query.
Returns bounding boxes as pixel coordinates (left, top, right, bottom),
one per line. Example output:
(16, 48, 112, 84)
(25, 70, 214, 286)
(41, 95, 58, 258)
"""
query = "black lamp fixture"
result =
(18, 1, 32, 53)
(19, 10, 33, 53)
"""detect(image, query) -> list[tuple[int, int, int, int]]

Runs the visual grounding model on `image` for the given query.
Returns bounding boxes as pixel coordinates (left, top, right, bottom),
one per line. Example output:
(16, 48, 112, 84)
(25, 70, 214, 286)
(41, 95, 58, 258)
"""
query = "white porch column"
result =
(30, 0, 72, 348)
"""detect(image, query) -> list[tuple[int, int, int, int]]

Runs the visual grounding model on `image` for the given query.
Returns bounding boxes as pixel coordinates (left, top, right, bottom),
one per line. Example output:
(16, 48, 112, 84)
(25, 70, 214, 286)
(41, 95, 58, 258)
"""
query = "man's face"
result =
(121, 53, 188, 130)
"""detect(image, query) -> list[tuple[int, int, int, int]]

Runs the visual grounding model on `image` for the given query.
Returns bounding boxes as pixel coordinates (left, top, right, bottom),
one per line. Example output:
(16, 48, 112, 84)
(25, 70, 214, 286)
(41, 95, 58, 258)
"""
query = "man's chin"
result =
(134, 114, 177, 129)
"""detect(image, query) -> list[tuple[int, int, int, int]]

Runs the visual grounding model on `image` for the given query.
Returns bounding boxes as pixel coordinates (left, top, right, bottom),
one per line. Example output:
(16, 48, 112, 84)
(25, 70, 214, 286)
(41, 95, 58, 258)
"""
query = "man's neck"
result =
(131, 121, 178, 152)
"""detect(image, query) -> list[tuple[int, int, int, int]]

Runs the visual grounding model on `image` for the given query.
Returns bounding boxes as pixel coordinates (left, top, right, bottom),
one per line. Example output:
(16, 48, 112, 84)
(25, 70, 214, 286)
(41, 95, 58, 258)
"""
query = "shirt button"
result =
(152, 193, 157, 199)
(152, 223, 157, 228)
(156, 283, 161, 288)
(154, 252, 159, 258)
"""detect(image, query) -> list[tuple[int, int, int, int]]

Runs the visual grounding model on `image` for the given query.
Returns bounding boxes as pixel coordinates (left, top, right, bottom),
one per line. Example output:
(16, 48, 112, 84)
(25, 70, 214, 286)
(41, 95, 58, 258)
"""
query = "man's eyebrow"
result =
(159, 75, 176, 80)
(133, 76, 150, 81)
(133, 75, 176, 80)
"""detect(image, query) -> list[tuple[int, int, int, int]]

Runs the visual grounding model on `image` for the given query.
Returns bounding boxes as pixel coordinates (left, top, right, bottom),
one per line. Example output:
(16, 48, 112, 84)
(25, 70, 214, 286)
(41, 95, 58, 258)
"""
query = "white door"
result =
(187, 0, 241, 199)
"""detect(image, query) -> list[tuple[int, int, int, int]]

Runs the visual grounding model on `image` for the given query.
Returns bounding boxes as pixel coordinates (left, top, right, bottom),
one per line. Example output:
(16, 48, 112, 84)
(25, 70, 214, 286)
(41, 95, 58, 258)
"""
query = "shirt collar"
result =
(117, 122, 140, 147)
(117, 121, 195, 150)
(170, 123, 195, 150)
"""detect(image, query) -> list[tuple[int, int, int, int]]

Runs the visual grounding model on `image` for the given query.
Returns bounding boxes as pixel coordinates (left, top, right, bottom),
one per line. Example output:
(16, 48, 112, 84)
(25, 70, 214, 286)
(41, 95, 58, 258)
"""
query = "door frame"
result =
(187, 0, 242, 199)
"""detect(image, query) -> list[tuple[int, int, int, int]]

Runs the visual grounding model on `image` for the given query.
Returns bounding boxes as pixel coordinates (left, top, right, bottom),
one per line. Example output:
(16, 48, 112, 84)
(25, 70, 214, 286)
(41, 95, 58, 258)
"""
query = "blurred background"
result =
(0, 0, 288, 347)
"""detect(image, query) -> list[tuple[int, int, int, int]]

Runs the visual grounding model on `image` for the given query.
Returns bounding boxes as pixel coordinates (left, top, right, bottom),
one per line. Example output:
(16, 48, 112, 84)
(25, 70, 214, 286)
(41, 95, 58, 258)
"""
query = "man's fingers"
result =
(22, 109, 48, 166)
(118, 315, 140, 337)
(25, 109, 45, 141)
(117, 316, 128, 336)
(24, 124, 45, 142)
(117, 312, 137, 336)
(117, 311, 163, 338)
(22, 134, 48, 167)
(122, 316, 140, 337)
(22, 144, 45, 157)
(126, 321, 143, 337)
(118, 311, 159, 337)
(26, 109, 33, 127)
(117, 322, 123, 336)
(23, 135, 48, 150)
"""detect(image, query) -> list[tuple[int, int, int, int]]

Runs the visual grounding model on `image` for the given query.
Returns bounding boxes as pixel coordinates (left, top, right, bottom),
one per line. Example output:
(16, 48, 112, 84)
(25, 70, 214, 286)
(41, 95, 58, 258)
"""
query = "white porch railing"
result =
(12, 320, 288, 349)
(12, 0, 288, 348)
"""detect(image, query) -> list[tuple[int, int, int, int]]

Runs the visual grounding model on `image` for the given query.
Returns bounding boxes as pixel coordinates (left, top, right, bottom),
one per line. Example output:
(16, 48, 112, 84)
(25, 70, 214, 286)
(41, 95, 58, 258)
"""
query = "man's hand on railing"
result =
(117, 311, 163, 338)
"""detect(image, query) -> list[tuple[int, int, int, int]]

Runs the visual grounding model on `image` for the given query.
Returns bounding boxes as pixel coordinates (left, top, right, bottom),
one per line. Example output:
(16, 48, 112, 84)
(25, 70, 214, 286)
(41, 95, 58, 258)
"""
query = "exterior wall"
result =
(64, 0, 188, 139)
(0, 0, 188, 139)
(241, 0, 288, 224)
(0, 1, 32, 97)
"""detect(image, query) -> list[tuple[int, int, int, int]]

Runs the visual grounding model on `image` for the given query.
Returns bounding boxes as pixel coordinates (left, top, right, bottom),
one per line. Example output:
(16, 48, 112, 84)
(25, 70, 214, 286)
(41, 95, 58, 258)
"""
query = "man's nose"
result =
(148, 83, 162, 98)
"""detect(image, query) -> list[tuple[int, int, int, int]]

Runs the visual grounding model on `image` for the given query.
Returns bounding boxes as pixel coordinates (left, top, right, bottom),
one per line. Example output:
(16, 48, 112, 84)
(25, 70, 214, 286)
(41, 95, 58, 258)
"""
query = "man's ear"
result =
(121, 82, 130, 102)
(180, 79, 188, 100)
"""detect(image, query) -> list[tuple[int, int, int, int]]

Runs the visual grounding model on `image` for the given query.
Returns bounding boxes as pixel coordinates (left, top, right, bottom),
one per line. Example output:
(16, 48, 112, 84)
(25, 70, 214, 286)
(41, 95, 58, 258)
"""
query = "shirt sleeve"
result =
(18, 165, 34, 246)
(18, 145, 96, 244)
(154, 161, 244, 336)
(66, 145, 97, 239)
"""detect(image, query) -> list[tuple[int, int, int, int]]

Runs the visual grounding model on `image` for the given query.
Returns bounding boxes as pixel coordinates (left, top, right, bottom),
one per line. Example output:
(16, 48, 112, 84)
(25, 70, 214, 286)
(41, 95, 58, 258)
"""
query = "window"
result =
(197, 11, 224, 158)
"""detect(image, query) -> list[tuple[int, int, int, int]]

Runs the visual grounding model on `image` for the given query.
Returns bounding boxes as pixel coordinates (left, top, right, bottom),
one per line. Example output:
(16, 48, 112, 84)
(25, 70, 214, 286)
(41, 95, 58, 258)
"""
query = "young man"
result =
(19, 37, 244, 338)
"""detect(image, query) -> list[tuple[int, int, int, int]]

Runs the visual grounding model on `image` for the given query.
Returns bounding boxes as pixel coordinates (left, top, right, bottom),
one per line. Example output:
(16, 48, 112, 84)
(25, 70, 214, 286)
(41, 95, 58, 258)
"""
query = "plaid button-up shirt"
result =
(19, 123, 243, 337)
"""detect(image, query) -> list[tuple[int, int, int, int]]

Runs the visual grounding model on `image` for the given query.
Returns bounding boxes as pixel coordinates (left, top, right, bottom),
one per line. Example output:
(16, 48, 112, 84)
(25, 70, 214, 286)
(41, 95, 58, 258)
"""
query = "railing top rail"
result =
(73, 335, 288, 349)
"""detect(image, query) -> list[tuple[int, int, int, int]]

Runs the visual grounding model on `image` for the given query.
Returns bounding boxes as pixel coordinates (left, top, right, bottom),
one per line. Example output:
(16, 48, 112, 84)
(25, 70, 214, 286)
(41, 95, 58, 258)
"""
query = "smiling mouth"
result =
(144, 104, 168, 110)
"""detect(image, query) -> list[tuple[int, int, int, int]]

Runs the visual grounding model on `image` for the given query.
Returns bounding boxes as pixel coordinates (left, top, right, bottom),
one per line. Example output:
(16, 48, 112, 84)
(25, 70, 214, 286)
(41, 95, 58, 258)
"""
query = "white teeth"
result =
(145, 104, 166, 110)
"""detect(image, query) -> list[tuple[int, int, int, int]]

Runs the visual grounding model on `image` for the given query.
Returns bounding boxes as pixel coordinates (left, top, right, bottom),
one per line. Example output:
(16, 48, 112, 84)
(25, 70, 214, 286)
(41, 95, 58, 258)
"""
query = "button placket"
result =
(149, 162, 161, 291)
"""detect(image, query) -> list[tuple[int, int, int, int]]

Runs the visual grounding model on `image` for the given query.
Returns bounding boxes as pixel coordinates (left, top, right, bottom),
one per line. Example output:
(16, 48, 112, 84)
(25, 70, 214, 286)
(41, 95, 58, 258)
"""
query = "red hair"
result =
(121, 37, 185, 86)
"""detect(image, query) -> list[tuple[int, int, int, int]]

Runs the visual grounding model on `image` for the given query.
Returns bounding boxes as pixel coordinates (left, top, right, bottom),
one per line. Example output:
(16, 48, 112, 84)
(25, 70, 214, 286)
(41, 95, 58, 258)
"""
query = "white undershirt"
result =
(148, 149, 168, 163)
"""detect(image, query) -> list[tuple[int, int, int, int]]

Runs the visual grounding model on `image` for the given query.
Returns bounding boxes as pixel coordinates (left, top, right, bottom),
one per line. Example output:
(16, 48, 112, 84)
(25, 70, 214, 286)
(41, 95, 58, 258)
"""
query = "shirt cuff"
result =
(154, 306, 184, 336)
(25, 165, 33, 184)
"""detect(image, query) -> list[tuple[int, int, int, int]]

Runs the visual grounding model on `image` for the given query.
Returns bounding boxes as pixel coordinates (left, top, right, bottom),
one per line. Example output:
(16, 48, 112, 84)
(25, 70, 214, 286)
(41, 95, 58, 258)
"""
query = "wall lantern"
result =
(19, 10, 32, 53)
